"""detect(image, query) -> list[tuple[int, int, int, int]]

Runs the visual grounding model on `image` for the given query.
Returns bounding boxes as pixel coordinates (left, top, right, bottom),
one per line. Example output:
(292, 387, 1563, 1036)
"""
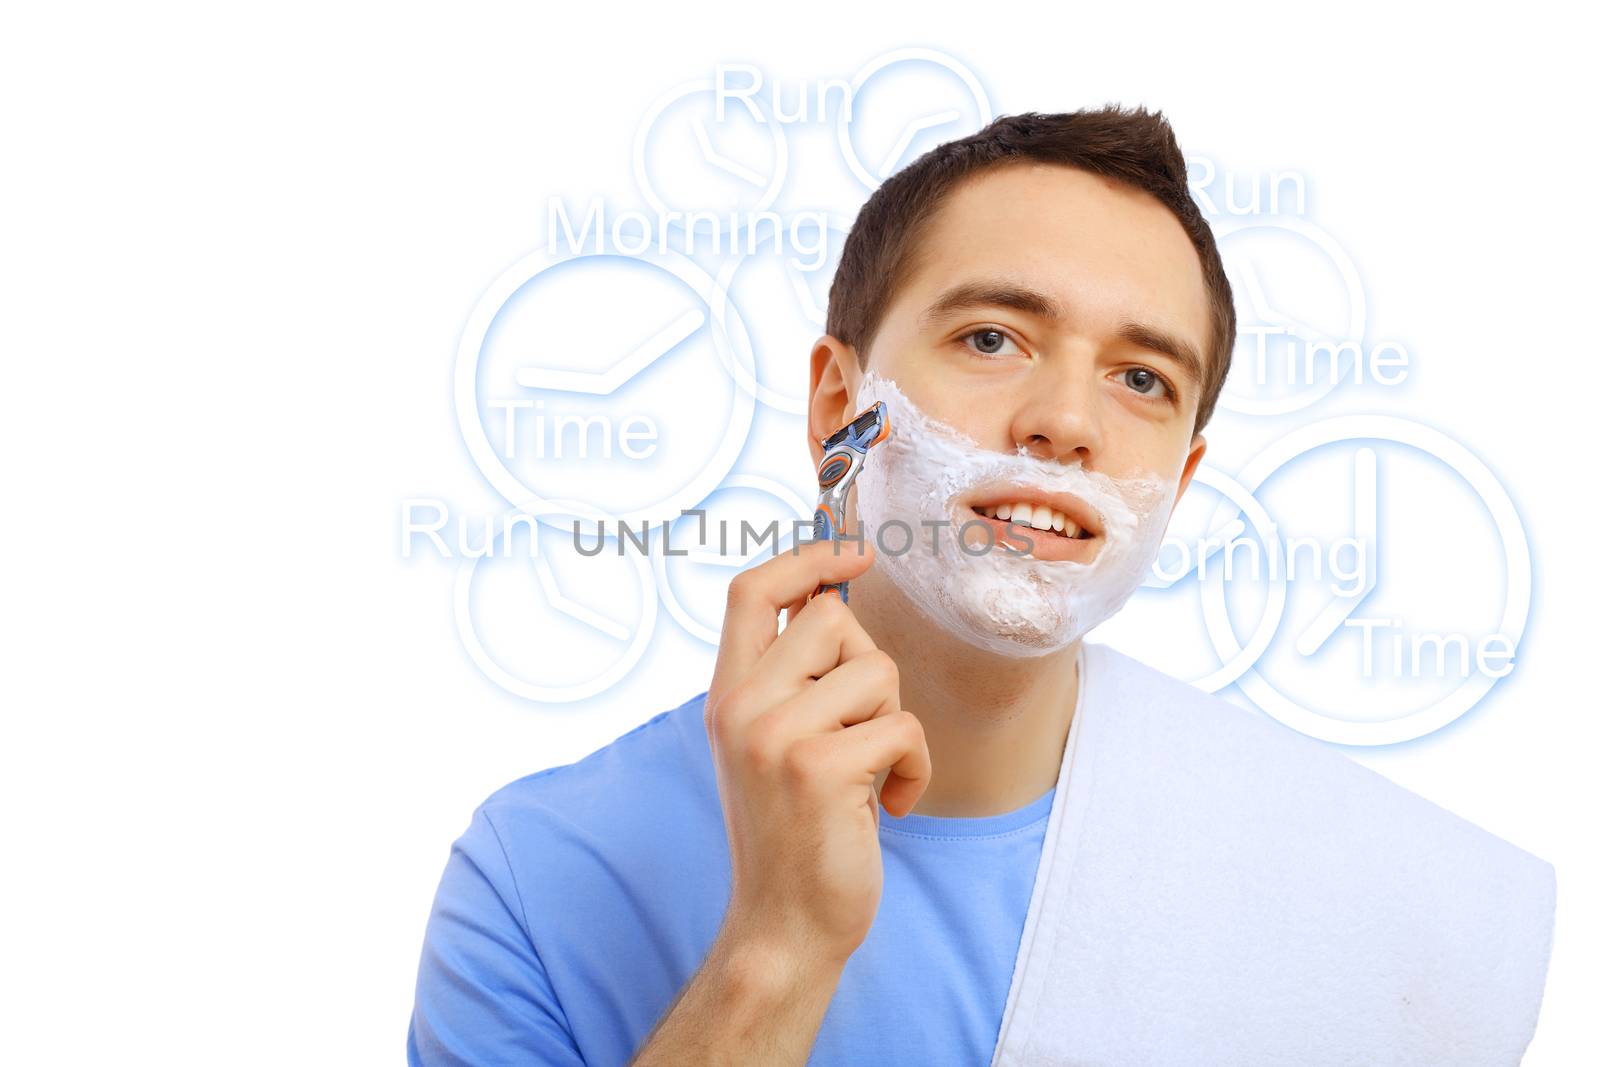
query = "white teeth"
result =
(974, 500, 1091, 538)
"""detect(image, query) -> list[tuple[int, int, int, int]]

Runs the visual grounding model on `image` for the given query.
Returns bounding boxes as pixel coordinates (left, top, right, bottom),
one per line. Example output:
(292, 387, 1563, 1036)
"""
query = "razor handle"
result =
(811, 401, 889, 605)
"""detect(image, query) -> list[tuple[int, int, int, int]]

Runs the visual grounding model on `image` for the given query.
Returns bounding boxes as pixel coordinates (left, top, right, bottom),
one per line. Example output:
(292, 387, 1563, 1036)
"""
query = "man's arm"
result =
(629, 925, 846, 1066)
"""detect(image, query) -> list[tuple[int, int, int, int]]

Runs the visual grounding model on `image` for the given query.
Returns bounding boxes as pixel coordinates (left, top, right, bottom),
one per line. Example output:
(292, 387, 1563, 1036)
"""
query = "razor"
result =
(810, 400, 891, 604)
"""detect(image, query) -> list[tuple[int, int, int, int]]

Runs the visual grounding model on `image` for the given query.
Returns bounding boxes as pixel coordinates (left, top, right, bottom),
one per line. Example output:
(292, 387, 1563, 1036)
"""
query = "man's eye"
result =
(958, 327, 1021, 358)
(1121, 366, 1176, 402)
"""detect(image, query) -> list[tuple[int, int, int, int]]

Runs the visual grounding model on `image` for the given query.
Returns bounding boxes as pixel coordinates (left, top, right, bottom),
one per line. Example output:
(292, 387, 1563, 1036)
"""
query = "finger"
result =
(748, 649, 902, 746)
(739, 591, 876, 710)
(809, 710, 931, 818)
(779, 591, 807, 632)
(713, 536, 875, 688)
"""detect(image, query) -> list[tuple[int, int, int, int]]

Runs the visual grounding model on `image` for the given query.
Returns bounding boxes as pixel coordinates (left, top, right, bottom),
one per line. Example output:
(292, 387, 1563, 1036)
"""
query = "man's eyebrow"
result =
(918, 279, 1207, 392)
(918, 281, 1066, 329)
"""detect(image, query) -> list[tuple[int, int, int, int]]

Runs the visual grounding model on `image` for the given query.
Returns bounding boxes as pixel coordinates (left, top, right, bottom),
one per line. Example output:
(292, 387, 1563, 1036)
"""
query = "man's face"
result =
(811, 161, 1210, 522)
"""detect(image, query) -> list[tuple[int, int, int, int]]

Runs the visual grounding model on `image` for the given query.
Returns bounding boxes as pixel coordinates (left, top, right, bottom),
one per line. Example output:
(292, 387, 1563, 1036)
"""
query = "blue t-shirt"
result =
(407, 690, 1056, 1066)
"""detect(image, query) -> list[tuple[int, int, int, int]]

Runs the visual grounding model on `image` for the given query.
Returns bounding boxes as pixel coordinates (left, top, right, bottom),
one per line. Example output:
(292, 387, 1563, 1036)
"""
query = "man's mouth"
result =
(969, 501, 1094, 539)
(956, 494, 1103, 563)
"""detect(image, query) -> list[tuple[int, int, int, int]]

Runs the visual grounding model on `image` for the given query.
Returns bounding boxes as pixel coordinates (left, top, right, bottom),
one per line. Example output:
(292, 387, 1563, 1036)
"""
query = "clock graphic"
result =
(835, 47, 993, 189)
(633, 75, 789, 221)
(1212, 216, 1368, 417)
(454, 244, 757, 529)
(454, 500, 658, 703)
(1199, 414, 1530, 745)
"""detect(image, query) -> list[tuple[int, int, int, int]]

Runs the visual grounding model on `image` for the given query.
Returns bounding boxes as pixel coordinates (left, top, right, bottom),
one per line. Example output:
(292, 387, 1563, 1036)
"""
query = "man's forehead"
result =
(920, 168, 1195, 270)
(897, 168, 1212, 344)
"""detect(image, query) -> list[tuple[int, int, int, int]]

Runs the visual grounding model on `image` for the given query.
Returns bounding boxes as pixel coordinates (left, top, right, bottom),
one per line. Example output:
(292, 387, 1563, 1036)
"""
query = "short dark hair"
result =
(826, 104, 1235, 437)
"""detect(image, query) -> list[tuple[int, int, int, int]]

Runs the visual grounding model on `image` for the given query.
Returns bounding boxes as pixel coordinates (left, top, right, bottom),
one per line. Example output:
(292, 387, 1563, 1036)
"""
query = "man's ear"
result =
(1175, 432, 1207, 505)
(1158, 433, 1207, 541)
(807, 335, 860, 467)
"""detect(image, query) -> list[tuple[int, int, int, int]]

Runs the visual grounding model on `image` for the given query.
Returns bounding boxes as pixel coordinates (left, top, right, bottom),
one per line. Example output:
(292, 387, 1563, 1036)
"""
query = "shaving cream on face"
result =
(852, 369, 1179, 658)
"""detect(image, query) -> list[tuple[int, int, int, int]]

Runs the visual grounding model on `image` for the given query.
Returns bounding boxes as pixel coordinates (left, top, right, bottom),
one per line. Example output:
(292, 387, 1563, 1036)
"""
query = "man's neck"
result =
(848, 569, 1080, 818)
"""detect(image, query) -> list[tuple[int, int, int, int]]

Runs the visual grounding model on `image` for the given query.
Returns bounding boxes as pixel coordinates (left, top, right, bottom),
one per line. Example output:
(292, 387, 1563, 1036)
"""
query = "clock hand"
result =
(1297, 447, 1378, 656)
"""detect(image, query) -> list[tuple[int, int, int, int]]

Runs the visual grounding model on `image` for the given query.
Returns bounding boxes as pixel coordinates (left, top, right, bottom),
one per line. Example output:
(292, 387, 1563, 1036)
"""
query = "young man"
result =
(408, 107, 1555, 1066)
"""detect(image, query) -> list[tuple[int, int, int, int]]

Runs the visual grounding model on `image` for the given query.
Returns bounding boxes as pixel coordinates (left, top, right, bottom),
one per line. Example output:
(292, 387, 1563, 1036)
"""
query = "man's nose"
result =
(1008, 359, 1103, 464)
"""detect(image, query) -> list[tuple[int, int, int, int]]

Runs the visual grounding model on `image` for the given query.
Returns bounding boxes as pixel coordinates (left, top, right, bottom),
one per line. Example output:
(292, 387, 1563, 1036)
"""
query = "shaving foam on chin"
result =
(853, 369, 1179, 658)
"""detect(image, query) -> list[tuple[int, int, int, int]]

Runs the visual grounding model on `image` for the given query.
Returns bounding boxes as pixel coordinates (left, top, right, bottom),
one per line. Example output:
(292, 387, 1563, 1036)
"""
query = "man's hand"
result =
(629, 535, 932, 1066)
(706, 535, 932, 965)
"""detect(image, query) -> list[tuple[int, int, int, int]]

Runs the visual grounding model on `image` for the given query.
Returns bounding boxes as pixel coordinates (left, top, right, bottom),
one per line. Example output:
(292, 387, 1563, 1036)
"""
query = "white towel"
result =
(990, 641, 1557, 1067)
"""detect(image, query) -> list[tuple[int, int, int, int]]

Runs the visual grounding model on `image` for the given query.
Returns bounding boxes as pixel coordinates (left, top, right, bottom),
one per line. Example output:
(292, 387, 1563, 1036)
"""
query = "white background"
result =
(3, 2, 1595, 1062)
